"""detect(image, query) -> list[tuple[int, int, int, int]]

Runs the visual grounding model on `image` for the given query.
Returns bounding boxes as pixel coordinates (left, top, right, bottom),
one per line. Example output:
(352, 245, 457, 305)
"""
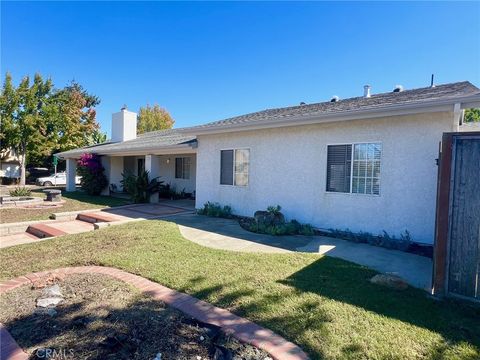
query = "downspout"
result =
(453, 103, 463, 132)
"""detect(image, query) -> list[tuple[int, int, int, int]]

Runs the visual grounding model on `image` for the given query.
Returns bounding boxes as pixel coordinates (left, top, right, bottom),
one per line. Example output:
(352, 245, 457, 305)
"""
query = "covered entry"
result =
(433, 132, 480, 301)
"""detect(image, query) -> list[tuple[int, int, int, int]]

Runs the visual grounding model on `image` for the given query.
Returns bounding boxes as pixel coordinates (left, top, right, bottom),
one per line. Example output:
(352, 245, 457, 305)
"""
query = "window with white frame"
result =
(326, 143, 381, 195)
(220, 149, 249, 186)
(175, 157, 191, 179)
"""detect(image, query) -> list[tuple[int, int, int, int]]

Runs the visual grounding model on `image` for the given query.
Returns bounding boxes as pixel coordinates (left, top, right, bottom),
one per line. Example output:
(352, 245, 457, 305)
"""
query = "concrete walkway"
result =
(1, 200, 196, 249)
(168, 214, 433, 291)
(1, 204, 432, 291)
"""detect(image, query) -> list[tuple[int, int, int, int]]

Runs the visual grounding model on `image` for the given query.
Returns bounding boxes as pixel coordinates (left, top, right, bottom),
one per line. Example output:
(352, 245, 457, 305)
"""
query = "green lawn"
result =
(0, 189, 129, 223)
(0, 220, 478, 359)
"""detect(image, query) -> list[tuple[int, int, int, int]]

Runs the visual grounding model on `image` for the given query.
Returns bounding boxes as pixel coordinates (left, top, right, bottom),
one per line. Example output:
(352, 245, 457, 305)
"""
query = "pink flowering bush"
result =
(77, 153, 108, 195)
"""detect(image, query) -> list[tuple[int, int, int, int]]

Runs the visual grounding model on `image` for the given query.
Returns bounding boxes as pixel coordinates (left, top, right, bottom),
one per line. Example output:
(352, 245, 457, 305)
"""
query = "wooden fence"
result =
(433, 132, 480, 302)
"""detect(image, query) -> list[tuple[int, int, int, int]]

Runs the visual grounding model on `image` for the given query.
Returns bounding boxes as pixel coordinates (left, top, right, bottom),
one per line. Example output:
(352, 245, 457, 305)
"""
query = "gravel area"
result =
(0, 273, 269, 359)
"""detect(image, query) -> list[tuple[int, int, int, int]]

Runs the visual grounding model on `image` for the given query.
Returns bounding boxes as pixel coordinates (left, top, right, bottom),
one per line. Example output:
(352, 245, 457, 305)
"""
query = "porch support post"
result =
(145, 154, 160, 203)
(66, 158, 77, 192)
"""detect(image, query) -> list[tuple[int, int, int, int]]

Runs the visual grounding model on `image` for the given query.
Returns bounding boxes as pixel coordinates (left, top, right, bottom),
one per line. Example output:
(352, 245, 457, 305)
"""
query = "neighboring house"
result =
(57, 81, 480, 244)
(0, 149, 20, 179)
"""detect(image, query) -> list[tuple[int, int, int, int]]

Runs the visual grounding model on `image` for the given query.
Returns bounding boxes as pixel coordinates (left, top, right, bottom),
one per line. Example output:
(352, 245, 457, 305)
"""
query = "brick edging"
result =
(0, 266, 309, 360)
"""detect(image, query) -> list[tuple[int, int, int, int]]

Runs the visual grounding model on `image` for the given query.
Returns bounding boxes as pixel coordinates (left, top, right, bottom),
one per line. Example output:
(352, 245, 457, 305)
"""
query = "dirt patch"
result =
(0, 274, 269, 359)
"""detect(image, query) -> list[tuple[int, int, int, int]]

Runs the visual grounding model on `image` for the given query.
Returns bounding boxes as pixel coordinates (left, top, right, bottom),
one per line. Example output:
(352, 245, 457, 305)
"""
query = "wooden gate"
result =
(433, 132, 480, 301)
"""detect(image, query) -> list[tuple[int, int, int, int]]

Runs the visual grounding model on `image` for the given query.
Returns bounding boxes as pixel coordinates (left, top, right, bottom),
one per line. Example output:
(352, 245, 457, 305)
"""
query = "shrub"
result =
(197, 202, 232, 218)
(299, 224, 314, 236)
(121, 170, 163, 203)
(328, 228, 413, 252)
(9, 187, 31, 197)
(158, 183, 172, 198)
(267, 205, 282, 215)
(241, 206, 315, 236)
(244, 219, 314, 236)
(158, 183, 191, 200)
(77, 153, 108, 195)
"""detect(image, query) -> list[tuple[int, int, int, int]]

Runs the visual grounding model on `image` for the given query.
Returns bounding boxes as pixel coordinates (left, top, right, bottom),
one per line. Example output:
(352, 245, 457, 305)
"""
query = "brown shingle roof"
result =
(186, 81, 480, 131)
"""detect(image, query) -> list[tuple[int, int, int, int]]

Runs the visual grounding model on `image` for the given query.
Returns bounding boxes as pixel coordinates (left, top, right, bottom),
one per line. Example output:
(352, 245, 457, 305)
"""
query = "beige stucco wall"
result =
(195, 111, 457, 244)
(157, 154, 197, 194)
(108, 154, 197, 195)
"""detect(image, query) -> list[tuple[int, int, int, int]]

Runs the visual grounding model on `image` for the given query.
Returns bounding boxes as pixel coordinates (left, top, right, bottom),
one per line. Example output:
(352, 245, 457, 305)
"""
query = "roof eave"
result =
(56, 142, 197, 159)
(179, 94, 480, 136)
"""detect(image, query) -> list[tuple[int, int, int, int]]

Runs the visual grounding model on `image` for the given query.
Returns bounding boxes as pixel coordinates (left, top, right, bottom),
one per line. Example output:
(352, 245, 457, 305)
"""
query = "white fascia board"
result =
(57, 143, 196, 159)
(180, 94, 480, 136)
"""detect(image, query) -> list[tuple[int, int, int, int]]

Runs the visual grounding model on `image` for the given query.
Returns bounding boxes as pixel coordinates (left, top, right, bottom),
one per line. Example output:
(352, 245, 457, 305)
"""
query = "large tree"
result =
(0, 73, 100, 184)
(0, 73, 53, 184)
(137, 104, 174, 134)
(49, 81, 100, 153)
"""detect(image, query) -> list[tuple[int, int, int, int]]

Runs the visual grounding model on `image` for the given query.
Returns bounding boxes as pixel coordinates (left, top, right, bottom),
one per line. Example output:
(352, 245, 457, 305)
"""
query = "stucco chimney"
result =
(363, 85, 371, 98)
(111, 106, 137, 142)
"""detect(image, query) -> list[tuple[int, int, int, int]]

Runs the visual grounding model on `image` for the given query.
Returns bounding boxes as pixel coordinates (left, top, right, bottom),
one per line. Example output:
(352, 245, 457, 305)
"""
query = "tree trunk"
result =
(19, 151, 26, 186)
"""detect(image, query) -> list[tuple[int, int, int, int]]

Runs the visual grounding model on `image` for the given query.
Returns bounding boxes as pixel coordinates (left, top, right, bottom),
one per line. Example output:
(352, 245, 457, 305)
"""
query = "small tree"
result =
(137, 104, 174, 134)
(121, 170, 163, 203)
(77, 153, 108, 195)
(464, 108, 480, 122)
(85, 129, 107, 145)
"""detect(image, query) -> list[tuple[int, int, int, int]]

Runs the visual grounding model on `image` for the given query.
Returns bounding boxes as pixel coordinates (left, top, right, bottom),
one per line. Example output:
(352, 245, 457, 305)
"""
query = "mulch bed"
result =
(0, 274, 269, 360)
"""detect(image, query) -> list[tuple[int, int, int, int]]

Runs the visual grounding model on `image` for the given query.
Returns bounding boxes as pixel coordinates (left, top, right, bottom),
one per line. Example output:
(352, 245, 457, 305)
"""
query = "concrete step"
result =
(77, 212, 118, 223)
(26, 224, 67, 239)
(46, 220, 95, 234)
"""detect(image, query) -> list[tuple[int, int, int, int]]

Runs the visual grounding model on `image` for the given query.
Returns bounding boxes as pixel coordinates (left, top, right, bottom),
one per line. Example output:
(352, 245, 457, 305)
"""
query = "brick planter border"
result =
(0, 266, 308, 360)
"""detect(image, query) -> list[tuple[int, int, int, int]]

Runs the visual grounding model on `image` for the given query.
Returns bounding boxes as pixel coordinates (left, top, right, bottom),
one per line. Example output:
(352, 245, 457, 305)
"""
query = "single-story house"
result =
(57, 81, 480, 244)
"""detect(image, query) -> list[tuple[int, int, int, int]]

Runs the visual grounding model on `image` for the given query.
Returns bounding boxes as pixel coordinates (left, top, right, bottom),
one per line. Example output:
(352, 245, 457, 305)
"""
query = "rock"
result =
(42, 284, 63, 298)
(36, 297, 63, 308)
(36, 284, 64, 308)
(370, 274, 408, 290)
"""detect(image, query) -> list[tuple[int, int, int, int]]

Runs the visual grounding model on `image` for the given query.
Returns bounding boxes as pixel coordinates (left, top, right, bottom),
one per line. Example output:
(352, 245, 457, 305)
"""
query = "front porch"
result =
(65, 151, 197, 202)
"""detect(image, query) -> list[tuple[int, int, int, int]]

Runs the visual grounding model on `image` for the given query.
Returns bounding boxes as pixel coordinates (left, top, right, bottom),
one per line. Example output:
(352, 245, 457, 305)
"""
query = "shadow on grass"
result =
(173, 257, 480, 359)
(176, 275, 331, 358)
(280, 257, 480, 355)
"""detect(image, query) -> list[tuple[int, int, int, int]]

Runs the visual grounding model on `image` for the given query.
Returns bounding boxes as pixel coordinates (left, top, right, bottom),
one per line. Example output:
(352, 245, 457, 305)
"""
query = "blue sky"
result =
(2, 1, 479, 137)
